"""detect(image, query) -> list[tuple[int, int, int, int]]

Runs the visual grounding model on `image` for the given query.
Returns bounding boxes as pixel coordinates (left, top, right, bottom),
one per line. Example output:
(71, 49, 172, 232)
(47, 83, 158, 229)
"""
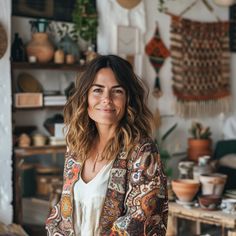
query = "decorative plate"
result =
(17, 72, 43, 92)
(0, 23, 7, 59)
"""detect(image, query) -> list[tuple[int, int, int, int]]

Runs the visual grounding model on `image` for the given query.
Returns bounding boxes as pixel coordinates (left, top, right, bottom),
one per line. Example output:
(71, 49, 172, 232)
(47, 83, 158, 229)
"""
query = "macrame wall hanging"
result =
(145, 25, 170, 98)
(170, 14, 231, 118)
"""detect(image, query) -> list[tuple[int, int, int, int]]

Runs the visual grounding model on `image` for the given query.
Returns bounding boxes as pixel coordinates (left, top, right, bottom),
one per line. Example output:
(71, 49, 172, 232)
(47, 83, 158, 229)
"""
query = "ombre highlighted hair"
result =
(64, 55, 154, 161)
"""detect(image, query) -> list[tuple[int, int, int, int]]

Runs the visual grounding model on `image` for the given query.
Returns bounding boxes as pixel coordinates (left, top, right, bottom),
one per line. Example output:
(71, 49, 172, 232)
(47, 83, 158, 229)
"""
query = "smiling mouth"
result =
(98, 108, 115, 112)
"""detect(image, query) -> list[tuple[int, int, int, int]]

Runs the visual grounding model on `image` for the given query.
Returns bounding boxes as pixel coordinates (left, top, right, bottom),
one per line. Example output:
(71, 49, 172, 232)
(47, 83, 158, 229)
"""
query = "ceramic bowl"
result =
(171, 179, 200, 202)
(198, 194, 222, 211)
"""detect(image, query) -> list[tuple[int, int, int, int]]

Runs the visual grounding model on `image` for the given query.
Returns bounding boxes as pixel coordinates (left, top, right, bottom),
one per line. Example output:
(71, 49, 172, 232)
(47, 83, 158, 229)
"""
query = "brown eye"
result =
(93, 88, 103, 94)
(112, 89, 124, 95)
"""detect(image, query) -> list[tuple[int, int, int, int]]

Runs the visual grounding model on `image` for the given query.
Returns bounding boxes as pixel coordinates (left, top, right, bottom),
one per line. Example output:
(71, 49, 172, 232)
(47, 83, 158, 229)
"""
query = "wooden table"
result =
(168, 202, 236, 236)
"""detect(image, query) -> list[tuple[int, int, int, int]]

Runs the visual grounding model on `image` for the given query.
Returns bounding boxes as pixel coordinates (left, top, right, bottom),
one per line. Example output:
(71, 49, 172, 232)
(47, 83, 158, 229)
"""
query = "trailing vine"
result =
(72, 0, 98, 43)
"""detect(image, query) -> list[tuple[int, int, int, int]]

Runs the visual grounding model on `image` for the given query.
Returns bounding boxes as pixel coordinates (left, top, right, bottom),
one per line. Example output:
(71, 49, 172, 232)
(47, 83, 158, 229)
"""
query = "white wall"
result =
(0, 0, 13, 224)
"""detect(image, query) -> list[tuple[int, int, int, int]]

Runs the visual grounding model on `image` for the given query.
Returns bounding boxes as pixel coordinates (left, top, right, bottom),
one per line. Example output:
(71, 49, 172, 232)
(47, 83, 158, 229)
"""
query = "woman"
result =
(46, 55, 168, 235)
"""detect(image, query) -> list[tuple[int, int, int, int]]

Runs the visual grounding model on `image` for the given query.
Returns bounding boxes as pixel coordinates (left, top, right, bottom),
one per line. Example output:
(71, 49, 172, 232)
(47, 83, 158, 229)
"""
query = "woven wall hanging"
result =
(145, 25, 170, 98)
(170, 15, 231, 118)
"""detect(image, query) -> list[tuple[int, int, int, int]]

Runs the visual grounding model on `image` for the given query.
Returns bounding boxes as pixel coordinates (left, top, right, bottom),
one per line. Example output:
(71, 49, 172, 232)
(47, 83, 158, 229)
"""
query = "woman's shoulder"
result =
(64, 148, 81, 163)
(131, 136, 159, 155)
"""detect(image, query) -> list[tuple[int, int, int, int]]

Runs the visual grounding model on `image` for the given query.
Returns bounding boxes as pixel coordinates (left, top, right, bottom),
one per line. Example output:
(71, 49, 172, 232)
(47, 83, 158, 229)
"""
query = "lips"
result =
(97, 107, 115, 112)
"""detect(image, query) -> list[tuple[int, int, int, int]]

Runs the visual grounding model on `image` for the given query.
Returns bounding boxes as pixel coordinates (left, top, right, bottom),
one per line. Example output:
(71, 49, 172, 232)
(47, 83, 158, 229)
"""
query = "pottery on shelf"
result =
(198, 194, 222, 211)
(178, 161, 195, 179)
(27, 32, 54, 63)
(171, 179, 200, 202)
(199, 173, 227, 196)
(58, 34, 80, 61)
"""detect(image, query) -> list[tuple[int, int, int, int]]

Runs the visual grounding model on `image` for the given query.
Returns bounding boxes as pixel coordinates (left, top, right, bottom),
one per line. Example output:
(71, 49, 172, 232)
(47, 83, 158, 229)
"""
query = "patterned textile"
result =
(170, 15, 231, 118)
(145, 26, 170, 98)
(45, 138, 168, 236)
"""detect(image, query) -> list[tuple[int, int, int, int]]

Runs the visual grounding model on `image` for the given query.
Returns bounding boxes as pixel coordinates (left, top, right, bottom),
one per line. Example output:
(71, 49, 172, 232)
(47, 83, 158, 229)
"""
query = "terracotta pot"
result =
(199, 173, 227, 196)
(188, 138, 212, 162)
(27, 33, 54, 63)
(171, 179, 200, 202)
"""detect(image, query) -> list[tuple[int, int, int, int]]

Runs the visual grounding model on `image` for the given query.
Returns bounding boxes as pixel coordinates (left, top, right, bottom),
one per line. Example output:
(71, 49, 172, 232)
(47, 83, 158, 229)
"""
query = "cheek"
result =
(118, 99, 126, 116)
(88, 95, 96, 108)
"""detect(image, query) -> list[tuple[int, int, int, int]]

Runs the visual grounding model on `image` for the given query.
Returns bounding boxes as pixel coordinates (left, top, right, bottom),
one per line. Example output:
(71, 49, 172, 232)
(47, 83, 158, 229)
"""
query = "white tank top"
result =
(73, 160, 114, 236)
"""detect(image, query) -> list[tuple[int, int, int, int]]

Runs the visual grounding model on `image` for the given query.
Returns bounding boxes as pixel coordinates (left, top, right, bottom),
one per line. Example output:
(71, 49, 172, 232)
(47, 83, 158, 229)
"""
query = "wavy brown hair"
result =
(64, 55, 154, 161)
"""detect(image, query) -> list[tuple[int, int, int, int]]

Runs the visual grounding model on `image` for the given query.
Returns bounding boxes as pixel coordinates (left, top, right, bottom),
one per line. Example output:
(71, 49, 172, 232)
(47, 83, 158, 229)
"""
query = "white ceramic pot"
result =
(214, 0, 235, 6)
(199, 173, 227, 196)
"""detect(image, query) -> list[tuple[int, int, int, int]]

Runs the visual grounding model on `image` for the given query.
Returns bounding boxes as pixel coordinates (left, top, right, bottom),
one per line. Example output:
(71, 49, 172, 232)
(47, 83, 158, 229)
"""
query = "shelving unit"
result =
(14, 145, 66, 224)
(11, 62, 84, 224)
(11, 61, 86, 71)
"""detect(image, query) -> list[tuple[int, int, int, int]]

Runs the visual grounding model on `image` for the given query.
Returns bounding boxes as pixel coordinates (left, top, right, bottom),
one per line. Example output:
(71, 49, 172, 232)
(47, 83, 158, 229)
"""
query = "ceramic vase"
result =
(27, 33, 54, 63)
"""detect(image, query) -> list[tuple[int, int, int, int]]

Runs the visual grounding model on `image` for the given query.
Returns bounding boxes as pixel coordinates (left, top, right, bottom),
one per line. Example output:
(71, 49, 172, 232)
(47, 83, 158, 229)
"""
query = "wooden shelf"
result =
(13, 105, 64, 110)
(14, 145, 66, 157)
(11, 62, 86, 71)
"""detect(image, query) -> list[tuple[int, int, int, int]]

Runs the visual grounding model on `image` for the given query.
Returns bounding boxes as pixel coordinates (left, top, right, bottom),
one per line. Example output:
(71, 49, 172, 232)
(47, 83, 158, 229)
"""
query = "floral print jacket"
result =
(46, 138, 168, 236)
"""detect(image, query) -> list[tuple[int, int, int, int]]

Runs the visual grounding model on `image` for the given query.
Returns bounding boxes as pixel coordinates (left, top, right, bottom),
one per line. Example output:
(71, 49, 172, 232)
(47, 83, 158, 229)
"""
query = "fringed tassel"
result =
(175, 96, 232, 118)
(152, 76, 163, 98)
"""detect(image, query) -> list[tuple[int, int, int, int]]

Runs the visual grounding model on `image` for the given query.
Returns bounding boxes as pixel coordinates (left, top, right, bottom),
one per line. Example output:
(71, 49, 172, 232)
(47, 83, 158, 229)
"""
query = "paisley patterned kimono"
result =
(46, 138, 168, 236)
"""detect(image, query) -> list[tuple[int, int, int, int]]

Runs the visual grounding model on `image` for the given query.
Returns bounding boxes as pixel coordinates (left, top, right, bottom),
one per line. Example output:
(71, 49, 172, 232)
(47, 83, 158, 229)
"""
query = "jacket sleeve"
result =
(45, 151, 70, 235)
(110, 141, 168, 236)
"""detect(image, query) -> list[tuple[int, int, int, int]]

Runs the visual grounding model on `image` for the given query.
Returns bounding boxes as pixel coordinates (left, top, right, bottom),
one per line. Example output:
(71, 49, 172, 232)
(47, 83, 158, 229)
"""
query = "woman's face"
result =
(87, 68, 127, 128)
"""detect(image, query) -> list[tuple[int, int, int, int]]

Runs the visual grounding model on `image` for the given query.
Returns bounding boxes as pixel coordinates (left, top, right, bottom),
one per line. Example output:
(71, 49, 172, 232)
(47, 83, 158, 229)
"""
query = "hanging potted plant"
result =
(188, 121, 212, 162)
(72, 0, 98, 48)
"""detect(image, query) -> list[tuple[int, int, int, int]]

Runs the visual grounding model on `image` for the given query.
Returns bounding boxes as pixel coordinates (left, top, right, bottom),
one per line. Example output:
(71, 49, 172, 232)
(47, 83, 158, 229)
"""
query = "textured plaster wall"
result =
(0, 0, 12, 224)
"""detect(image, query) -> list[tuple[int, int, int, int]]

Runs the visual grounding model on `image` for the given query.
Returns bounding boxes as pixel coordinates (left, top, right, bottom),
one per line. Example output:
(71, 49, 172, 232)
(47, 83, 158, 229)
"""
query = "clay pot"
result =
(27, 33, 54, 63)
(171, 179, 200, 202)
(188, 138, 212, 162)
(32, 134, 47, 146)
(198, 194, 222, 211)
(199, 173, 227, 196)
(18, 133, 31, 147)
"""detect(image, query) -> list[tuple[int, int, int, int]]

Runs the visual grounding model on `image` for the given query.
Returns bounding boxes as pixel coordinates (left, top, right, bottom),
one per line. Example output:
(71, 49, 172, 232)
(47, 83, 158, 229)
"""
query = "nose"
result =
(102, 91, 112, 104)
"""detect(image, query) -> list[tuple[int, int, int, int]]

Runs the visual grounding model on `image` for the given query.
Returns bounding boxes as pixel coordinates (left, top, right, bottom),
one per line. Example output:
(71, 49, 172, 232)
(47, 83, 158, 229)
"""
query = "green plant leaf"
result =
(161, 123, 177, 142)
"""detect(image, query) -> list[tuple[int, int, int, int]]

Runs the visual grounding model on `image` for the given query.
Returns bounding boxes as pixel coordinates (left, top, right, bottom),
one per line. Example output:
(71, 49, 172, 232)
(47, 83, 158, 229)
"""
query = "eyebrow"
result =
(91, 84, 124, 89)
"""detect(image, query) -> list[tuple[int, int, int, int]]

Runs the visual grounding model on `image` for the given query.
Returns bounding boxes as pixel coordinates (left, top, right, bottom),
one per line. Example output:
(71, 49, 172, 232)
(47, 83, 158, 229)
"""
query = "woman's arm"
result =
(110, 141, 168, 236)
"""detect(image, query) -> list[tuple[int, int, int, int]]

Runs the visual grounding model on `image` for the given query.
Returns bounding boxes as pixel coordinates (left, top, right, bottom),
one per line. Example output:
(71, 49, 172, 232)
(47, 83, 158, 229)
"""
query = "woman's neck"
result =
(96, 124, 116, 144)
